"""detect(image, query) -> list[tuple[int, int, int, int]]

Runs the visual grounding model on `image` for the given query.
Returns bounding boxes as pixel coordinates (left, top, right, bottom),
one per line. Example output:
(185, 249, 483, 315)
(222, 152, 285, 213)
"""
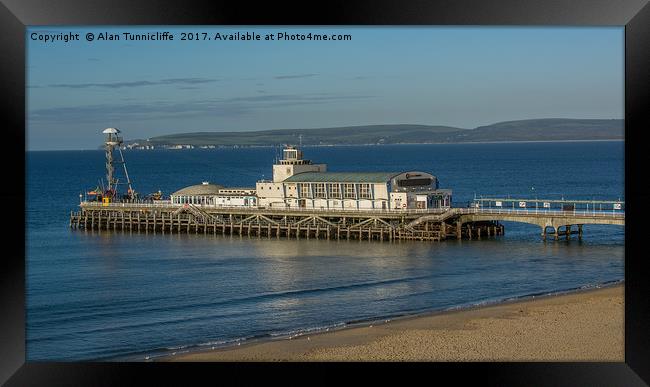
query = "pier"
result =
(69, 198, 624, 242)
(70, 202, 503, 242)
(468, 197, 625, 240)
(69, 128, 624, 243)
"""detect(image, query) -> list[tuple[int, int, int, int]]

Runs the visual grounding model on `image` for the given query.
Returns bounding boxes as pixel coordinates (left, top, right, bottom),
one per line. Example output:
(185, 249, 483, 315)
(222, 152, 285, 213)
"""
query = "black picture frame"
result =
(3, 0, 649, 385)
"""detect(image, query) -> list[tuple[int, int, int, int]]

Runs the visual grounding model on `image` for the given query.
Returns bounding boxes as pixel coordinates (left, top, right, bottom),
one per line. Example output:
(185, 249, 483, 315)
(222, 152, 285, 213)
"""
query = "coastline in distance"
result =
(124, 118, 623, 148)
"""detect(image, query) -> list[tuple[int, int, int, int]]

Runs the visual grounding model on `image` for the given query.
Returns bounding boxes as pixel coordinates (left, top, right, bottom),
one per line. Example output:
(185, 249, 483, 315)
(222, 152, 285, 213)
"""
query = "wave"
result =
(28, 274, 437, 328)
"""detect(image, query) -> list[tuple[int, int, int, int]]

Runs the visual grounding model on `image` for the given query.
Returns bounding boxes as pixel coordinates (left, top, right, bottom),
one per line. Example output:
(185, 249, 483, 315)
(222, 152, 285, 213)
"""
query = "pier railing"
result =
(79, 201, 450, 215)
(78, 201, 624, 219)
(457, 207, 625, 219)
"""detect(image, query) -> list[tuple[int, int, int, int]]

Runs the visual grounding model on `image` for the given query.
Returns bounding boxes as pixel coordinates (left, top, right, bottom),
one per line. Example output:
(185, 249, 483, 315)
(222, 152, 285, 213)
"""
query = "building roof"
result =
(283, 172, 400, 183)
(172, 182, 225, 196)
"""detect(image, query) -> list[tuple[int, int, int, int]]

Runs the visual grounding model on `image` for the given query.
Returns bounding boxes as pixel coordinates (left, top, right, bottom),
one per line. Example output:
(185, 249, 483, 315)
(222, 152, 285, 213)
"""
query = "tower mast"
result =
(102, 127, 134, 199)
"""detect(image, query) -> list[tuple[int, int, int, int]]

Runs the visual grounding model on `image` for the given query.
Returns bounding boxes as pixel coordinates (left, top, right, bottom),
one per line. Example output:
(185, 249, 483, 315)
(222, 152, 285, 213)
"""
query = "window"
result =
(314, 183, 326, 198)
(284, 149, 297, 159)
(327, 183, 341, 199)
(343, 183, 356, 199)
(299, 183, 311, 198)
(359, 184, 372, 199)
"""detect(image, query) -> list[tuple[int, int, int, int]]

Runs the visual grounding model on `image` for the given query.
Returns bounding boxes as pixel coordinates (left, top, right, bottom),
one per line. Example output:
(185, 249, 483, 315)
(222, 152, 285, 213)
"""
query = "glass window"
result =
(359, 184, 372, 199)
(299, 183, 311, 198)
(314, 183, 326, 198)
(327, 183, 341, 199)
(343, 183, 356, 199)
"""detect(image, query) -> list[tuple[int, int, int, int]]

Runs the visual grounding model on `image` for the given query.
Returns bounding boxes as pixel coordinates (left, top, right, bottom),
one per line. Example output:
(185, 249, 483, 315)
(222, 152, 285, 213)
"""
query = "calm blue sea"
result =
(26, 141, 625, 361)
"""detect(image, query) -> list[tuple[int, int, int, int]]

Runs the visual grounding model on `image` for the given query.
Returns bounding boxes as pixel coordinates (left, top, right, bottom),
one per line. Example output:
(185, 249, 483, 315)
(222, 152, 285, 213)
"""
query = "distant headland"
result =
(121, 118, 623, 150)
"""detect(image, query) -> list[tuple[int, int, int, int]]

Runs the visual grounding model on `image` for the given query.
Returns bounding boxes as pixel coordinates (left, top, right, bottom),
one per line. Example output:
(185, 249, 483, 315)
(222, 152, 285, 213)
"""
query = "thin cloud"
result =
(28, 93, 376, 123)
(273, 74, 318, 80)
(45, 77, 219, 89)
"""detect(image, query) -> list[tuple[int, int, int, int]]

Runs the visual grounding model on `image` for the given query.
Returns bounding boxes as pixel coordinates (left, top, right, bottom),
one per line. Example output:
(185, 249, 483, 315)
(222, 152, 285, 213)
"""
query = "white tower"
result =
(272, 145, 326, 182)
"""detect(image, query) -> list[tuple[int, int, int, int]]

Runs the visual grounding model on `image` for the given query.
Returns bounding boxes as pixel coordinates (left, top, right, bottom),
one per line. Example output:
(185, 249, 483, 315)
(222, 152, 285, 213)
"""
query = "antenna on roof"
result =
(299, 134, 303, 147)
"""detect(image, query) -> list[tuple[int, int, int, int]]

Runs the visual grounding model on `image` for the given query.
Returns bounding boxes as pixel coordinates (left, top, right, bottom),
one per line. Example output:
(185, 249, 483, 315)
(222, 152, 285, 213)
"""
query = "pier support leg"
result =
(578, 224, 583, 240)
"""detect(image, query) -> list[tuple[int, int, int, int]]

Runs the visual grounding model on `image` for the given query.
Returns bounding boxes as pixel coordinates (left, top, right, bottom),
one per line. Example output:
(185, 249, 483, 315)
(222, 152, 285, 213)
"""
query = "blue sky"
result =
(26, 26, 623, 150)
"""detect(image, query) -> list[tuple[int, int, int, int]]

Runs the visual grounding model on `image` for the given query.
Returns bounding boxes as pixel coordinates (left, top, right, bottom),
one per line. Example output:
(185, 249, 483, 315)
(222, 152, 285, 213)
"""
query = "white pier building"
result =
(256, 146, 451, 210)
(170, 145, 452, 211)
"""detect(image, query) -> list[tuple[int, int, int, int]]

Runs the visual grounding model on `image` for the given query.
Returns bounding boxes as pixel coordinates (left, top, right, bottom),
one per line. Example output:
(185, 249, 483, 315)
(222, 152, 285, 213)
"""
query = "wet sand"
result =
(165, 284, 624, 361)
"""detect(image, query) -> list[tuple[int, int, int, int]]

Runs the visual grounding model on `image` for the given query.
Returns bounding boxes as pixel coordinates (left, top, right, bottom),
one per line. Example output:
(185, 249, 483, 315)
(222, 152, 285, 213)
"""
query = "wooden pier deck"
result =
(69, 202, 502, 242)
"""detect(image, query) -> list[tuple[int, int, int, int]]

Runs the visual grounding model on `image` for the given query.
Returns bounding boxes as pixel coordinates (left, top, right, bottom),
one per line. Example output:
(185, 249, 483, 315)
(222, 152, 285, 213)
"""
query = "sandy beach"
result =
(165, 284, 624, 362)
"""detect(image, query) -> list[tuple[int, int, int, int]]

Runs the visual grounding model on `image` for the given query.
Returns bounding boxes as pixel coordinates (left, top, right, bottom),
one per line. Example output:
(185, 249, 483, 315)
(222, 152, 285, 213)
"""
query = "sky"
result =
(26, 26, 624, 150)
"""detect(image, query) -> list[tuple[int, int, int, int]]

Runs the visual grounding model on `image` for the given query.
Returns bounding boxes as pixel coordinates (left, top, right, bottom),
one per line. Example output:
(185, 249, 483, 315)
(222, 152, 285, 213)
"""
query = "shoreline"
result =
(30, 138, 623, 152)
(161, 282, 624, 362)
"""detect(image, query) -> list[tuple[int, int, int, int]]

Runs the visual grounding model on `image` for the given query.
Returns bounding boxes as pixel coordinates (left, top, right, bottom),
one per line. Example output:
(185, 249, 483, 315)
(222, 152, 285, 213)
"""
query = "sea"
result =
(26, 141, 625, 361)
